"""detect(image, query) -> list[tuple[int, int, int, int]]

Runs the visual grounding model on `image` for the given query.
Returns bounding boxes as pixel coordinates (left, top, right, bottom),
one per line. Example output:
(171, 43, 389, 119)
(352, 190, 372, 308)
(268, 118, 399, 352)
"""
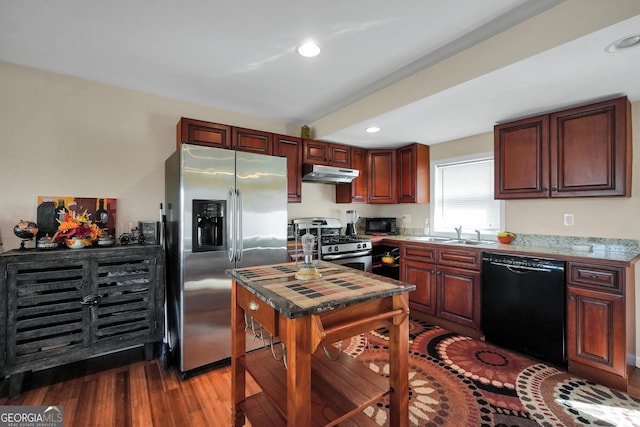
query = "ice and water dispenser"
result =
(192, 199, 225, 252)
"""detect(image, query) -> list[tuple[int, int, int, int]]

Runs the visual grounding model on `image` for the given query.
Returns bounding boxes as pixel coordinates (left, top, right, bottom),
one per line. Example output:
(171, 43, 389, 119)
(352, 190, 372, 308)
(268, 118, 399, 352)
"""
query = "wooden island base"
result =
(229, 263, 414, 427)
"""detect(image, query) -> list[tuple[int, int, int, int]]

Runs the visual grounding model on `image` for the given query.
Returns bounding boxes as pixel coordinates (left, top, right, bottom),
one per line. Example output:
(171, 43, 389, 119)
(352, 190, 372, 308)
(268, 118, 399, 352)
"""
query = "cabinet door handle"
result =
(551, 187, 558, 192)
(248, 300, 259, 311)
(541, 187, 548, 192)
(80, 295, 100, 305)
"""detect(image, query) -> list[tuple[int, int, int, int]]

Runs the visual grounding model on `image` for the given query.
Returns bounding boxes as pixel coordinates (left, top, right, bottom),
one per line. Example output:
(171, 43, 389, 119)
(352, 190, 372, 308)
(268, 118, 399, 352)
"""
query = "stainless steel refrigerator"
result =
(165, 143, 287, 377)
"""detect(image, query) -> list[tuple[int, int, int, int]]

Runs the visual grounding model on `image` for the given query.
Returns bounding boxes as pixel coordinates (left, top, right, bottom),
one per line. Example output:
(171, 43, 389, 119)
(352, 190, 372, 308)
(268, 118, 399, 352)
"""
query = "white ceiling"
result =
(1, 0, 639, 148)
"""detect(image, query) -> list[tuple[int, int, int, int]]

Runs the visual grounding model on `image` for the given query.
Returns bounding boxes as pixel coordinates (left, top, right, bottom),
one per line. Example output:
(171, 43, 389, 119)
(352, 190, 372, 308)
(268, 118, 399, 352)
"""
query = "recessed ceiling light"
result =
(605, 34, 640, 53)
(297, 41, 320, 58)
(365, 126, 381, 133)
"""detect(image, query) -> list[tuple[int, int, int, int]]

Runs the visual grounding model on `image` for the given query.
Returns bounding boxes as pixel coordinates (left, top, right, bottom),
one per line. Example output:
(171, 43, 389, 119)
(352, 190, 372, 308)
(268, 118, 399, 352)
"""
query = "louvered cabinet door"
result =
(91, 252, 160, 351)
(5, 259, 90, 369)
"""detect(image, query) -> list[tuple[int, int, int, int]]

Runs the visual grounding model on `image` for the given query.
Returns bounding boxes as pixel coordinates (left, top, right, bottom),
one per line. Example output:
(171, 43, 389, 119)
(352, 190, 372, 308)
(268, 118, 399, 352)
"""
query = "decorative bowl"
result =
(66, 238, 91, 249)
(97, 236, 115, 246)
(497, 235, 514, 244)
(37, 237, 58, 250)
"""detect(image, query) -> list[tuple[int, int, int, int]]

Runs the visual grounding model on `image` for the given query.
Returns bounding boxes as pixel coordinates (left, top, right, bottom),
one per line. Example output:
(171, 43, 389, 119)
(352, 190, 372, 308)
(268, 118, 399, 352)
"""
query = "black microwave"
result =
(364, 217, 399, 235)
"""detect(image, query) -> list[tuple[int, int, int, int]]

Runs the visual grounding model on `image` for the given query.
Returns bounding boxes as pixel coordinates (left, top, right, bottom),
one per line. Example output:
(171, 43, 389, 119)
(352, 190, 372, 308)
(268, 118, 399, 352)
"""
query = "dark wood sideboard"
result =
(0, 245, 164, 397)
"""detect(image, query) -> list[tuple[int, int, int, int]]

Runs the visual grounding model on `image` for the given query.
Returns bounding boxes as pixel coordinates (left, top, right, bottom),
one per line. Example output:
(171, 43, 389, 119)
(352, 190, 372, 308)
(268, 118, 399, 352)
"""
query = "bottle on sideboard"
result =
(95, 199, 109, 228)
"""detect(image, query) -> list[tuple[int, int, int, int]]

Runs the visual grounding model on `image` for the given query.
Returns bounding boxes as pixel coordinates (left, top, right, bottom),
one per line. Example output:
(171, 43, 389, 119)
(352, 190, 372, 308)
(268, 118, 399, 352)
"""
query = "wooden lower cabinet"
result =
(567, 287, 625, 376)
(400, 244, 481, 330)
(566, 261, 634, 392)
(402, 258, 436, 315)
(398, 241, 637, 393)
(437, 265, 481, 329)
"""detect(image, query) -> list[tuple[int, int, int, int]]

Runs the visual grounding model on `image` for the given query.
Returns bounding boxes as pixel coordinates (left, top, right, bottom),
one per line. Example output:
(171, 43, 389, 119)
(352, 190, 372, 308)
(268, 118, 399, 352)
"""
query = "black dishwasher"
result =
(481, 253, 567, 367)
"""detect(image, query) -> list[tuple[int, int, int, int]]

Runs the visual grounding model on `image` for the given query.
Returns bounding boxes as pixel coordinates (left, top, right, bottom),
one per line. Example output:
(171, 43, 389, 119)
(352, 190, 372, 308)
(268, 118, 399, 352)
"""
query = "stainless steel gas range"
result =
(291, 217, 372, 272)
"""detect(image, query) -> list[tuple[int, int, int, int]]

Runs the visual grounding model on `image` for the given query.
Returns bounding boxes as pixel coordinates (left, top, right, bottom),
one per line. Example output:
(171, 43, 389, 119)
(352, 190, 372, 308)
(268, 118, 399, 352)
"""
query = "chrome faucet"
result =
(455, 226, 462, 240)
(474, 229, 481, 241)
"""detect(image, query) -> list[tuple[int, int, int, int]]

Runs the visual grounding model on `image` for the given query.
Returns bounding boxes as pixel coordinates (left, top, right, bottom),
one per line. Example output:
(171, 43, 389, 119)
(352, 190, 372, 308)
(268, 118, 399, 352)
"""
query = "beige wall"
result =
(430, 105, 640, 240)
(0, 61, 292, 249)
(4, 60, 637, 245)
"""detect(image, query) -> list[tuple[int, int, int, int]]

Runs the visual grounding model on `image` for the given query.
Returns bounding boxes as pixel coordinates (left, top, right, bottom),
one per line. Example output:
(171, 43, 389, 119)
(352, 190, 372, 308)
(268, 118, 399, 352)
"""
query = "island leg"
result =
(389, 293, 409, 427)
(284, 314, 312, 427)
(231, 280, 247, 427)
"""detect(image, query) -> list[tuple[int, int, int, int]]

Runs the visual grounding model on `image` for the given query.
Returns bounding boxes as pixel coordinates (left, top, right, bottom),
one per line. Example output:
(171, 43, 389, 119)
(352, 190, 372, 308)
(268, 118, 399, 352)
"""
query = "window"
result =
(431, 154, 502, 237)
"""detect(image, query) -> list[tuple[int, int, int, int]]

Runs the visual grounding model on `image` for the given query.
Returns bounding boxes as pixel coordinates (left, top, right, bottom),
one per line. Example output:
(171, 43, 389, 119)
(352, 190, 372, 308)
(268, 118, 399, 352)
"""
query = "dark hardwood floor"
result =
(2, 345, 639, 426)
(0, 348, 260, 427)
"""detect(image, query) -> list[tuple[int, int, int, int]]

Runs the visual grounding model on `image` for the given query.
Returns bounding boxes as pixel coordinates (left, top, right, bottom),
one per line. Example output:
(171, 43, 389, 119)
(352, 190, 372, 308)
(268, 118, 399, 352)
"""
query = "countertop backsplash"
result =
(399, 226, 640, 257)
(512, 233, 640, 254)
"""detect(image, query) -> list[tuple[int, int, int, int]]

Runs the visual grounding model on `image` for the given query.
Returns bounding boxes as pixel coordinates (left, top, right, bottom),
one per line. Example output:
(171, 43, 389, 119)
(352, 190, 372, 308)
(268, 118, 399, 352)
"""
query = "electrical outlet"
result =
(564, 213, 574, 226)
(401, 214, 411, 225)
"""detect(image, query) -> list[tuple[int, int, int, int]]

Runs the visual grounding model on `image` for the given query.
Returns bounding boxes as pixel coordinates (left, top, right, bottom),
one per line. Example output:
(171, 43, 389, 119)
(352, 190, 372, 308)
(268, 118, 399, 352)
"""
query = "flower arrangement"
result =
(53, 211, 102, 247)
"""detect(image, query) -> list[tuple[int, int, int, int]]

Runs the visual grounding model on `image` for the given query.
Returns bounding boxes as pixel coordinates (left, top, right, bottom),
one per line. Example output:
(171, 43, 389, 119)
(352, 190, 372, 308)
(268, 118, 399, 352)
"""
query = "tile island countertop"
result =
(227, 262, 415, 319)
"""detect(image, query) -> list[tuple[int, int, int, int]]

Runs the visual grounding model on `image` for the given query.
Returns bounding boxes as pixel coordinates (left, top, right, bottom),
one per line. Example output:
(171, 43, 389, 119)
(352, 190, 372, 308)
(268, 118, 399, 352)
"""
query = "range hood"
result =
(302, 164, 359, 184)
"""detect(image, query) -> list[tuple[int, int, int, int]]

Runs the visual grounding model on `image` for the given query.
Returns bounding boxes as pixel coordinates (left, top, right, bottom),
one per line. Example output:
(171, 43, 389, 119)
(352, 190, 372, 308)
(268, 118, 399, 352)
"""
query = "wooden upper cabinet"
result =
(494, 115, 549, 199)
(328, 143, 351, 167)
(302, 139, 351, 167)
(232, 127, 273, 155)
(550, 97, 631, 197)
(495, 96, 631, 199)
(397, 143, 430, 203)
(368, 149, 397, 204)
(302, 139, 328, 164)
(274, 134, 302, 203)
(336, 147, 368, 203)
(177, 117, 231, 149)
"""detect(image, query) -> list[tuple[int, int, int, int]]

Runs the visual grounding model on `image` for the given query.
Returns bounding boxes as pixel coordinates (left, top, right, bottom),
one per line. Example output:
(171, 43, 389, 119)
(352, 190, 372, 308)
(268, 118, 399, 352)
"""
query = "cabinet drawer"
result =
(236, 285, 278, 335)
(436, 248, 481, 270)
(402, 244, 435, 262)
(568, 263, 622, 292)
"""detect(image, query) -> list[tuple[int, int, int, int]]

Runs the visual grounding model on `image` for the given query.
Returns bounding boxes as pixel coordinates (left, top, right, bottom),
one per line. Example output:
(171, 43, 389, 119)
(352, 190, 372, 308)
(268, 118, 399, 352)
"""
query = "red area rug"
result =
(342, 318, 640, 426)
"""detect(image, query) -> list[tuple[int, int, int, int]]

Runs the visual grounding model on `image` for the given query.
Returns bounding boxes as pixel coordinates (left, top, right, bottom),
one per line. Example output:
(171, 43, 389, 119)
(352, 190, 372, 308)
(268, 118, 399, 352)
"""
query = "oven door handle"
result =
(322, 251, 372, 260)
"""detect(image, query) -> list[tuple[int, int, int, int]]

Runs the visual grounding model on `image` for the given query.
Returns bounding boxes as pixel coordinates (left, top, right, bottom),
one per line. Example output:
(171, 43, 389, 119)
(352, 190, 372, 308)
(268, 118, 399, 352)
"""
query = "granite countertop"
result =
(228, 262, 415, 319)
(371, 234, 640, 265)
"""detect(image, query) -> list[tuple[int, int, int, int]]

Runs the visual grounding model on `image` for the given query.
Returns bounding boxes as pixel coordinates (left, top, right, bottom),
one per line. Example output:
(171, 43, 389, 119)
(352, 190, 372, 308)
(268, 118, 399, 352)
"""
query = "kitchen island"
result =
(229, 262, 415, 427)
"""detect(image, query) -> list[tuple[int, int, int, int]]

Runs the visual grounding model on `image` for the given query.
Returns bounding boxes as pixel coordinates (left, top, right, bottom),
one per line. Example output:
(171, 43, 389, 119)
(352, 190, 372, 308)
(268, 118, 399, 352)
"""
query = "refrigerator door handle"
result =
(227, 188, 236, 262)
(236, 188, 243, 262)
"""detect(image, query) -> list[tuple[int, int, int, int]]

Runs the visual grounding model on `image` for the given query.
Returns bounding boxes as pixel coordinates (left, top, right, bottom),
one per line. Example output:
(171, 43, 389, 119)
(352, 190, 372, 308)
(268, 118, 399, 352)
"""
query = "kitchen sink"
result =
(443, 239, 497, 246)
(406, 236, 451, 242)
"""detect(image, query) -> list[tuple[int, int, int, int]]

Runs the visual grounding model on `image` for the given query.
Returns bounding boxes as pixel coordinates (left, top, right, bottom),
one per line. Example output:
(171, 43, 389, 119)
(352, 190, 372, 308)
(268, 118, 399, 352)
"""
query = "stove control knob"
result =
(326, 247, 332, 252)
(357, 243, 362, 249)
(334, 246, 339, 252)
